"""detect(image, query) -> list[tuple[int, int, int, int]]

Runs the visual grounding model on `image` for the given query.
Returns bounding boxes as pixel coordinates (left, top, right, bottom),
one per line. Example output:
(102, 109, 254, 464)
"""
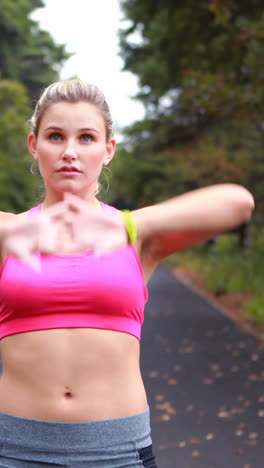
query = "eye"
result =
(49, 133, 62, 141)
(81, 134, 92, 142)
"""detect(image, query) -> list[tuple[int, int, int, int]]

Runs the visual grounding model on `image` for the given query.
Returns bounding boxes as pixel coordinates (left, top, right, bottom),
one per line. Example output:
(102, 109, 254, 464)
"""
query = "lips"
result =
(57, 166, 81, 173)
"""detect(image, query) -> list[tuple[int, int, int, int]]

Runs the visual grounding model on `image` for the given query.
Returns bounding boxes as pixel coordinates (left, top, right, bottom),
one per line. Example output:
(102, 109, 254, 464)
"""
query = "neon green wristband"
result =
(122, 210, 138, 244)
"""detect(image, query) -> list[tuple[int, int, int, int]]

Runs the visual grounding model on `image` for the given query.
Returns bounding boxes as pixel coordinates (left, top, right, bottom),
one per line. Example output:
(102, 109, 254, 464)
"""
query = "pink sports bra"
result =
(0, 203, 148, 340)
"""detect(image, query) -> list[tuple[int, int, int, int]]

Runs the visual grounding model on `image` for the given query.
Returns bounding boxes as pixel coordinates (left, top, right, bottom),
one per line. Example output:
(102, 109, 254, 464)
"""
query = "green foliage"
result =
(111, 116, 263, 211)
(196, 234, 263, 295)
(120, 0, 264, 119)
(203, 251, 252, 295)
(0, 0, 70, 101)
(0, 80, 38, 212)
(166, 229, 264, 324)
(115, 0, 264, 216)
(107, 145, 168, 208)
(244, 296, 264, 322)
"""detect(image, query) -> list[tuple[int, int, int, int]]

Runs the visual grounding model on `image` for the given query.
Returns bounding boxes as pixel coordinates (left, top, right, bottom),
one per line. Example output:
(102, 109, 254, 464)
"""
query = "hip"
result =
(0, 407, 157, 467)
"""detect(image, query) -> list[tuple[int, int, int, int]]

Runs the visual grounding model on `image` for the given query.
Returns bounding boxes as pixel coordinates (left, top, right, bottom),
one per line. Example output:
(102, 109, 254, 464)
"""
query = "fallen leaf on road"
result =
(246, 440, 257, 446)
(192, 450, 200, 457)
(158, 414, 171, 422)
(174, 364, 181, 372)
(218, 410, 230, 418)
(189, 439, 201, 445)
(238, 422, 248, 429)
(237, 394, 245, 401)
(168, 378, 178, 385)
(210, 363, 220, 371)
(155, 394, 164, 402)
(178, 441, 187, 448)
(203, 377, 214, 384)
(238, 341, 246, 349)
(186, 404, 194, 412)
(149, 371, 159, 378)
(243, 400, 251, 407)
(234, 448, 244, 455)
(157, 444, 168, 451)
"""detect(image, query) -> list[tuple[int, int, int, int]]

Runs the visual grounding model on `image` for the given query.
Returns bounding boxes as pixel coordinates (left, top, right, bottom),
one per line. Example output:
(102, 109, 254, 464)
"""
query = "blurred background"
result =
(0, 0, 264, 328)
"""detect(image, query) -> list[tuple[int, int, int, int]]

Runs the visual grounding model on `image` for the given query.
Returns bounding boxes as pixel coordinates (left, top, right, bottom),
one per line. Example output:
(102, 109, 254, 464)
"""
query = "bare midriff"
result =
(0, 327, 148, 422)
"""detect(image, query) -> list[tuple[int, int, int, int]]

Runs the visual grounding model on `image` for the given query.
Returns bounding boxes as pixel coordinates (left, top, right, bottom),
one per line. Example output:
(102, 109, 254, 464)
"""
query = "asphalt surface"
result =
(141, 266, 264, 468)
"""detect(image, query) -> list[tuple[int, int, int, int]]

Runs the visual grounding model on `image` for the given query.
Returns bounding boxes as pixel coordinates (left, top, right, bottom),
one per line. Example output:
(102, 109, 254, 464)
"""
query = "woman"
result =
(0, 79, 254, 467)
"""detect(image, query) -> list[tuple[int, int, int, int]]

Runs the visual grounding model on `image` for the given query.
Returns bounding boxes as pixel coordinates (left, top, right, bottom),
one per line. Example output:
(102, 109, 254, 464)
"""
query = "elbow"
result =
(233, 186, 255, 224)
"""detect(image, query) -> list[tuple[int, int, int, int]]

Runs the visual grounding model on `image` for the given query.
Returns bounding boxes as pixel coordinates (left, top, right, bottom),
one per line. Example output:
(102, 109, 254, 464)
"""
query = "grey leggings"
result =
(0, 407, 157, 467)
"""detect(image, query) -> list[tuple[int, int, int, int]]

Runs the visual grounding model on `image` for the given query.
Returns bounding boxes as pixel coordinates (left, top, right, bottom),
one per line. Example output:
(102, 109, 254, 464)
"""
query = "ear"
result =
(27, 133, 38, 160)
(103, 138, 116, 166)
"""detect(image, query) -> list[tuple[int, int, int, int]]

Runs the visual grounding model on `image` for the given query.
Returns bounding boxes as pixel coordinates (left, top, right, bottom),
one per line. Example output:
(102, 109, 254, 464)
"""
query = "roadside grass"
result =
(164, 228, 264, 325)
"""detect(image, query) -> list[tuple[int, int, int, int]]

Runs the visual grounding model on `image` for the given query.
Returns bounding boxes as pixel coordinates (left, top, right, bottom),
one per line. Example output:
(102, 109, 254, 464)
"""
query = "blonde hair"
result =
(29, 79, 113, 141)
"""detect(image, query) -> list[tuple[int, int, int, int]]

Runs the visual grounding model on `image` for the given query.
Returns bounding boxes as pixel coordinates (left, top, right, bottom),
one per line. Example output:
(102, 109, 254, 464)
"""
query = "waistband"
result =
(0, 407, 152, 451)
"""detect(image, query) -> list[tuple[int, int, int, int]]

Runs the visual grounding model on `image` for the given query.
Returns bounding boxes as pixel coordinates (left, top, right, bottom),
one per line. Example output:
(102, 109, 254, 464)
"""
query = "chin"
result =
(57, 182, 82, 193)
(57, 183, 94, 198)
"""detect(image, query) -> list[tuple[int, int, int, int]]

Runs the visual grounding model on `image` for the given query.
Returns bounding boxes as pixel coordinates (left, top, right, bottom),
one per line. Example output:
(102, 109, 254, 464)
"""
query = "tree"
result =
(119, 0, 264, 124)
(113, 0, 264, 214)
(0, 80, 39, 212)
(108, 116, 261, 208)
(0, 0, 70, 101)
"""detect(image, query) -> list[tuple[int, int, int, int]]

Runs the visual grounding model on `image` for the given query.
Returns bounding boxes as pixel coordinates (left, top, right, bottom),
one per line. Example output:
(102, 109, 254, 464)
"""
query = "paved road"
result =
(141, 266, 264, 468)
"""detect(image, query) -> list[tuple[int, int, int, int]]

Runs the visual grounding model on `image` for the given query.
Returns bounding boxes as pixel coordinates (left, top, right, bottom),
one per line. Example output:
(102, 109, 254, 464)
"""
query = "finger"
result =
(63, 192, 76, 201)
(92, 241, 115, 257)
(38, 233, 57, 255)
(93, 245, 114, 257)
(63, 192, 80, 208)
(63, 193, 92, 214)
(43, 200, 70, 221)
(61, 211, 76, 226)
(63, 198, 82, 214)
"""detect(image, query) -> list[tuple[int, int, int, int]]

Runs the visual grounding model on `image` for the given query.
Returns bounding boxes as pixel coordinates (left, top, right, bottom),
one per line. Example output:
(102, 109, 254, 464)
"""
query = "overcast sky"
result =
(31, 0, 145, 137)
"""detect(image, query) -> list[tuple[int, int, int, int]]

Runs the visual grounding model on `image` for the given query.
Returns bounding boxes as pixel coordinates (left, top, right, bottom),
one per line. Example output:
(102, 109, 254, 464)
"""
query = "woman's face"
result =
(28, 101, 116, 203)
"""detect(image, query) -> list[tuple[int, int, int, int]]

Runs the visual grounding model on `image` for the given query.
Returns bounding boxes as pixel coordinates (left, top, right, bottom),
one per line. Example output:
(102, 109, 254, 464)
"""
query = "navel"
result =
(64, 387, 73, 398)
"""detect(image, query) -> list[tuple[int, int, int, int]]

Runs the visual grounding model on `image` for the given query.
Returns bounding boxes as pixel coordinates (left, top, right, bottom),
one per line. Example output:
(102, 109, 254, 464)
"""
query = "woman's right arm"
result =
(0, 212, 17, 265)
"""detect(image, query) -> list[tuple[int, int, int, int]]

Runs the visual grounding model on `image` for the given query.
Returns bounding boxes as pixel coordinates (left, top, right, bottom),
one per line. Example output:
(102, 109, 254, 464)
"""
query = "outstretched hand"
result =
(2, 202, 72, 271)
(1, 195, 128, 271)
(62, 193, 128, 255)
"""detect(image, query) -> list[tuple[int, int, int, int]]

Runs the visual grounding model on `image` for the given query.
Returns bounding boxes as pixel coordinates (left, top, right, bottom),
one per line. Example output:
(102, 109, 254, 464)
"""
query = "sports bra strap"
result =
(27, 204, 42, 218)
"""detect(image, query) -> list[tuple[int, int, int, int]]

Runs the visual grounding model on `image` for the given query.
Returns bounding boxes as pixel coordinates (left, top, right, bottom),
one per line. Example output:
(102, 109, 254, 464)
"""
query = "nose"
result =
(62, 144, 77, 162)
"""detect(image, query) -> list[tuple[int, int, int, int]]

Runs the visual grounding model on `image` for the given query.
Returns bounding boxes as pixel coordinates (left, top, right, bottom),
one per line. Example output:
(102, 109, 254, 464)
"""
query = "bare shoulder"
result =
(0, 210, 28, 224)
(0, 211, 17, 224)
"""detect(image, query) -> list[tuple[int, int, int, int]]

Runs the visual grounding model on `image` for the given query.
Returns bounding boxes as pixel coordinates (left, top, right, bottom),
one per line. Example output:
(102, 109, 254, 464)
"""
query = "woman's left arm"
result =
(133, 184, 255, 261)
